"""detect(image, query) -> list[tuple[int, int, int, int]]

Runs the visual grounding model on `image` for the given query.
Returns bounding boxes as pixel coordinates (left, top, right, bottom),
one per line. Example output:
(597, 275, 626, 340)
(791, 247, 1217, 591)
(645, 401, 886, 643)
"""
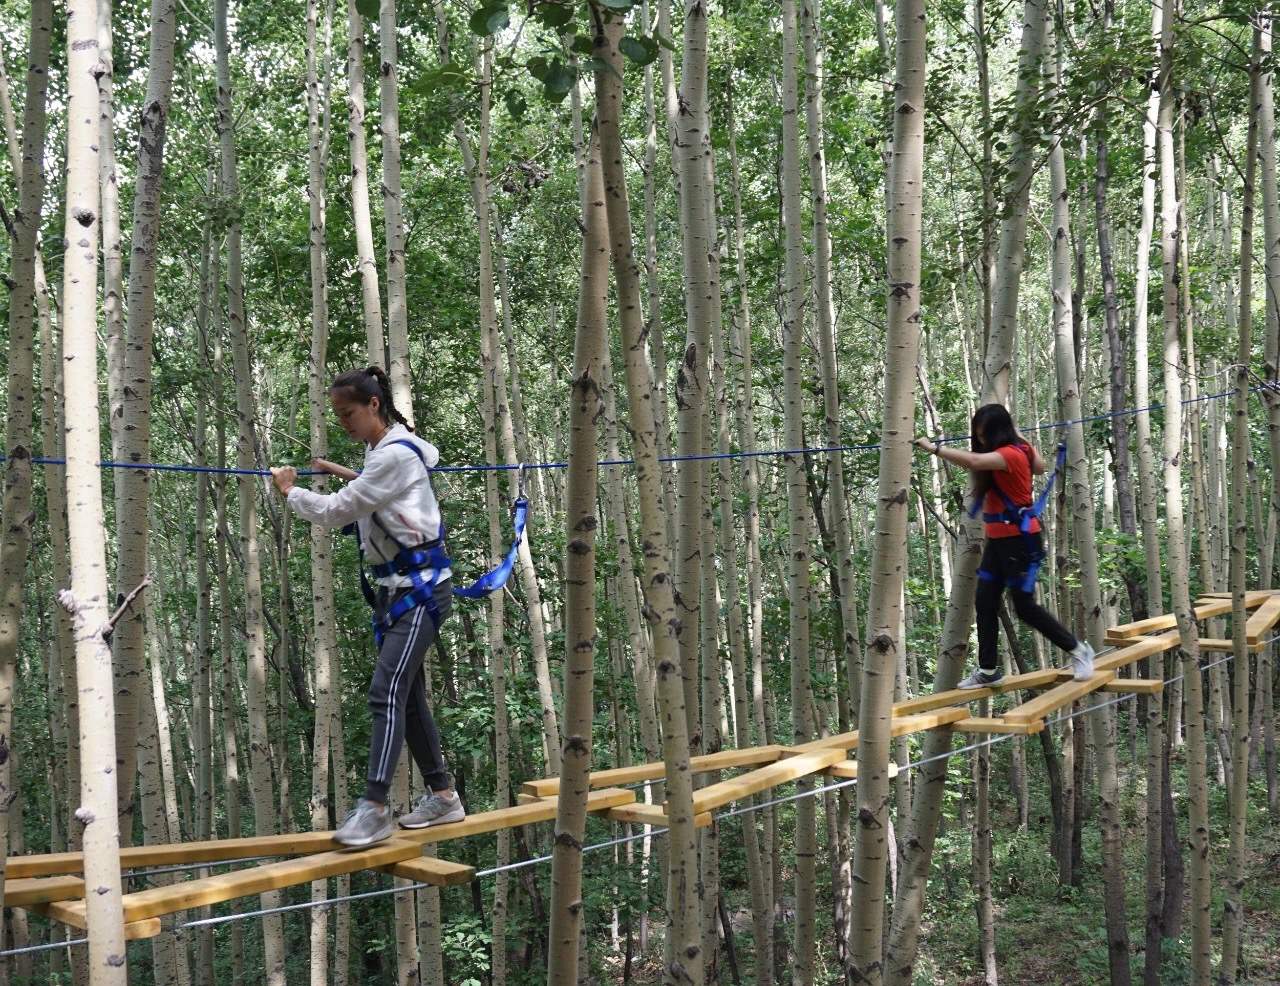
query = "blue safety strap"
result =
(344, 438, 531, 643)
(970, 443, 1067, 593)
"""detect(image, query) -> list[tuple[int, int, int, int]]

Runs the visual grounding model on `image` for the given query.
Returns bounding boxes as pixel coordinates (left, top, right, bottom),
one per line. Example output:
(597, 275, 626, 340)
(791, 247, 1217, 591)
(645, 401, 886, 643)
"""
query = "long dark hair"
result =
(330, 366, 414, 432)
(969, 403, 1019, 502)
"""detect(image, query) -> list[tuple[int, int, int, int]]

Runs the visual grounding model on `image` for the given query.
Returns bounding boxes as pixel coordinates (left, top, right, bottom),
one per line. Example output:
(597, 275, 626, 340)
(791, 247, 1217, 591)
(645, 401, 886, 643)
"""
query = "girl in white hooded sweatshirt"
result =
(272, 366, 465, 847)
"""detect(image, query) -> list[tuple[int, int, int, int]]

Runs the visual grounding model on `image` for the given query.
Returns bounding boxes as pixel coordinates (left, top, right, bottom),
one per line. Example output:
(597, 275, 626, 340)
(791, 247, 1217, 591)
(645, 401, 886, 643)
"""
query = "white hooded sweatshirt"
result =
(286, 424, 450, 588)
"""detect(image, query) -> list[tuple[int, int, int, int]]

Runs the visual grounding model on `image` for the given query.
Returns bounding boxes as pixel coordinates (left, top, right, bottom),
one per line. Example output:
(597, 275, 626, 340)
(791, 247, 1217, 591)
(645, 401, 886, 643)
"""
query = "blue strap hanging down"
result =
(970, 442, 1067, 592)
(451, 496, 529, 599)
(342, 438, 531, 644)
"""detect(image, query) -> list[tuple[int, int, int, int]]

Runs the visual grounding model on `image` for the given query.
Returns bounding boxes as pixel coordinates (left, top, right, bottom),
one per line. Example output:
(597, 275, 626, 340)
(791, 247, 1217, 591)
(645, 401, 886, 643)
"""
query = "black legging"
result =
(975, 533, 1077, 672)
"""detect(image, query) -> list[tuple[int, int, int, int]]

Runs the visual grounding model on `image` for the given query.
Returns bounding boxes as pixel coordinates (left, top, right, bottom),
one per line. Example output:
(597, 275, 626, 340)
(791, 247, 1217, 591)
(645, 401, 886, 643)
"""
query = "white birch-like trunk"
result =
(545, 83, 608, 980)
(214, 0, 287, 976)
(347, 0, 383, 361)
(1158, 0, 1211, 974)
(379, 0, 412, 412)
(594, 10, 702, 977)
(60, 0, 129, 973)
(1220, 22, 1261, 983)
(306, 0, 339, 978)
(1048, 34, 1131, 977)
(847, 0, 925, 979)
(779, 1, 819, 979)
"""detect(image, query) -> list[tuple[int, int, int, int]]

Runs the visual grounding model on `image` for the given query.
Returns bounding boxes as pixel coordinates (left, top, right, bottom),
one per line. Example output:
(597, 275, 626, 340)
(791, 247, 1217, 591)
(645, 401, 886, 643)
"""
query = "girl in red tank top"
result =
(915, 403, 1094, 689)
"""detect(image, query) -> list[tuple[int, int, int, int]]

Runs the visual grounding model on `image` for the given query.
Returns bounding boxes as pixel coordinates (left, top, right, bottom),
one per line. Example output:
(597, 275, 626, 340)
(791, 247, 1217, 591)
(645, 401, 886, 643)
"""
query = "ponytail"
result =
(330, 365, 415, 432)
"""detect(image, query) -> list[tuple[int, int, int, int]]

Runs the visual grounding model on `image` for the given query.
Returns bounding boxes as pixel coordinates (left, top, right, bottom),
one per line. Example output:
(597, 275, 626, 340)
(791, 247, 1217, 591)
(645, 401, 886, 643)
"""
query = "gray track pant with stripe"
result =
(365, 580, 453, 804)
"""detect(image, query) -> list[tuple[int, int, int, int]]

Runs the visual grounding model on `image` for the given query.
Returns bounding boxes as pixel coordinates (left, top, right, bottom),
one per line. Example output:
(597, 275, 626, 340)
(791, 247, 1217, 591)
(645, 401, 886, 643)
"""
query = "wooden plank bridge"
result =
(6, 590, 1278, 942)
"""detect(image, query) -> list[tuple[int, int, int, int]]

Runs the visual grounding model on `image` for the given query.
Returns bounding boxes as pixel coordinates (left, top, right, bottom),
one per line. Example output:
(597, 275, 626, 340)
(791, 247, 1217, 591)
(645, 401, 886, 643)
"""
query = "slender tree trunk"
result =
(379, 0, 412, 412)
(545, 55, 608, 975)
(673, 0, 719, 748)
(779, 0, 819, 979)
(1048, 32, 1131, 978)
(0, 0, 49, 924)
(347, 0, 383, 362)
(215, 0, 287, 976)
(1158, 0, 1212, 975)
(1092, 7, 1141, 619)
(1257, 14, 1280, 816)
(60, 0, 130, 972)
(112, 0, 178, 838)
(973, 706, 997, 985)
(847, 0, 926, 979)
(982, 0, 1048, 402)
(1219, 22, 1261, 983)
(306, 0, 338, 979)
(1134, 7, 1168, 981)
(595, 9, 702, 976)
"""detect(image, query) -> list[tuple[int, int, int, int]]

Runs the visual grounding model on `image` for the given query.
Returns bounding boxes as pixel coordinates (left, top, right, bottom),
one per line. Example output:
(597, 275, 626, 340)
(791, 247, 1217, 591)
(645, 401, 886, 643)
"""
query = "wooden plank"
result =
(821, 761, 901, 780)
(27, 900, 161, 941)
(782, 707, 971, 757)
(1200, 589, 1280, 598)
(520, 745, 785, 799)
(952, 717, 1045, 735)
(1246, 594, 1280, 644)
(3, 875, 85, 907)
(6, 830, 342, 881)
(605, 804, 714, 829)
(1198, 637, 1266, 654)
(380, 857, 475, 887)
(1100, 678, 1164, 696)
(891, 668, 1066, 717)
(1094, 631, 1181, 672)
(113, 787, 635, 923)
(692, 749, 845, 815)
(1105, 593, 1271, 641)
(1004, 671, 1117, 724)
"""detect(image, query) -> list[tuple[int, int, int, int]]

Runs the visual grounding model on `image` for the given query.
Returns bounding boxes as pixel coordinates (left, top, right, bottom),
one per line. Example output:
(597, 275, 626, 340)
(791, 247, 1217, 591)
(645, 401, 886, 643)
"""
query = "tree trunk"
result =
(545, 50, 608, 972)
(0, 0, 49, 926)
(594, 8, 702, 976)
(1048, 30, 1131, 977)
(60, 0, 130, 972)
(215, 0, 287, 976)
(1092, 7, 1141, 619)
(347, 0, 383, 363)
(972, 704, 997, 985)
(112, 0, 178, 839)
(1220, 22, 1261, 983)
(847, 0, 926, 979)
(305, 0, 339, 978)
(379, 0, 412, 413)
(1158, 0, 1212, 975)
(673, 0, 720, 749)
(779, 0, 819, 980)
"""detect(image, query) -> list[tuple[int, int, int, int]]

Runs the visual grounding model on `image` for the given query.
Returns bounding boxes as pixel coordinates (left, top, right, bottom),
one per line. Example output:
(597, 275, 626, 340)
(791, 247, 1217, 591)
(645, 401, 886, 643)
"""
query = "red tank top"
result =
(983, 443, 1041, 539)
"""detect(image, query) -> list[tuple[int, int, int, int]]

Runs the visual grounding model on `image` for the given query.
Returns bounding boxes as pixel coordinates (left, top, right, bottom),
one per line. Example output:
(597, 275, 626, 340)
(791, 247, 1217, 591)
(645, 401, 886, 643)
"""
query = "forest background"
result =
(0, 0, 1278, 983)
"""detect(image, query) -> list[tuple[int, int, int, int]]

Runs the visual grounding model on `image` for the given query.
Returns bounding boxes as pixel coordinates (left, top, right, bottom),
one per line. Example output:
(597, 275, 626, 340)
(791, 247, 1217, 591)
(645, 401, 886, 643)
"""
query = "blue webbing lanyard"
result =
(344, 439, 530, 644)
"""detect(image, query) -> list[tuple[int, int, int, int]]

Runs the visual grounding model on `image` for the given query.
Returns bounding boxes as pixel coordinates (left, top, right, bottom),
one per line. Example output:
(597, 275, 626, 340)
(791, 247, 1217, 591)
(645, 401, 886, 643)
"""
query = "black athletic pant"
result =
(975, 534, 1078, 672)
(365, 579, 453, 804)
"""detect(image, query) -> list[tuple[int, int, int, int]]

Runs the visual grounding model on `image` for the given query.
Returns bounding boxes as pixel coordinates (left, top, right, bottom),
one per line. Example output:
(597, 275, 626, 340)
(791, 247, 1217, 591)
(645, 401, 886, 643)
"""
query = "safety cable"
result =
(0, 383, 1252, 479)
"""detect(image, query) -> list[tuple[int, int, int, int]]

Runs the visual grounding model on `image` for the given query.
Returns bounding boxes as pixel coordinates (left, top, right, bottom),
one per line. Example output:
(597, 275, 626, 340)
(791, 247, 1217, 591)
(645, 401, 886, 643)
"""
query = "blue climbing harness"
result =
(969, 442, 1068, 594)
(345, 439, 530, 646)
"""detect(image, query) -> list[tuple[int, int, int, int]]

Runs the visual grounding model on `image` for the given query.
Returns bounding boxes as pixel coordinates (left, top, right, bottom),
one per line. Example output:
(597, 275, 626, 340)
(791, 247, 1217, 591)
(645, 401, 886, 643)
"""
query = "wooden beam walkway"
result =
(7, 589, 1278, 941)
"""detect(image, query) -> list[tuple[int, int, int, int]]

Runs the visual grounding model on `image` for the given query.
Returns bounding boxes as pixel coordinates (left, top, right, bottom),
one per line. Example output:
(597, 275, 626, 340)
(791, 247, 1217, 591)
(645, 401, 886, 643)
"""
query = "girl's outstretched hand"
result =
(270, 466, 297, 495)
(914, 436, 936, 452)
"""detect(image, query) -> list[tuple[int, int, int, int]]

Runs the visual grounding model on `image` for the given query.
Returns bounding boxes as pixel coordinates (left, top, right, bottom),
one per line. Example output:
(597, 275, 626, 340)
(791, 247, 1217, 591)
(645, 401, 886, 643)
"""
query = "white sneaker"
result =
(957, 667, 1004, 690)
(1069, 640, 1096, 681)
(398, 790, 466, 830)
